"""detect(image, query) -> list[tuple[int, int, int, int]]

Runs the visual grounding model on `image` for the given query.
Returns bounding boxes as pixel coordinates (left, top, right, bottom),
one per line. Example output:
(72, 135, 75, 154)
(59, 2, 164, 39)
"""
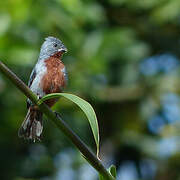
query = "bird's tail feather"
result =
(18, 107, 43, 141)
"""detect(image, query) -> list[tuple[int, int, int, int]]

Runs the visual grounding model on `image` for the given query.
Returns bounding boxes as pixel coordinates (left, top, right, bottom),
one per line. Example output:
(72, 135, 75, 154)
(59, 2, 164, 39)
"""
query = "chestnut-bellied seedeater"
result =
(18, 36, 68, 141)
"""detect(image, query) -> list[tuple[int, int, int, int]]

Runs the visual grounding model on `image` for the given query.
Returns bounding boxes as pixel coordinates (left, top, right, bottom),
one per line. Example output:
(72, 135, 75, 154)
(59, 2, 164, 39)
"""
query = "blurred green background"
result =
(1, 0, 180, 179)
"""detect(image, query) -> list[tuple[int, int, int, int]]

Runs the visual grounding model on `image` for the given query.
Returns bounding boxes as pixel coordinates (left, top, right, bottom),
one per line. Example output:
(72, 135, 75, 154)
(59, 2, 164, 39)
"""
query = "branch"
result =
(0, 61, 115, 180)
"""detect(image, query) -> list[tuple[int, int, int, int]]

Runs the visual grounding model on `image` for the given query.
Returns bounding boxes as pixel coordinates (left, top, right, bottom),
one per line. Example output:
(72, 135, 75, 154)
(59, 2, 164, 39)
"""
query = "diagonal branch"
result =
(0, 61, 115, 180)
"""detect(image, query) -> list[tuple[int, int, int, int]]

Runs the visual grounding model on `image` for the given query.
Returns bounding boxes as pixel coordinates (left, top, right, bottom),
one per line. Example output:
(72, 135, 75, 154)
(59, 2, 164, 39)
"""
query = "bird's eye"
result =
(53, 43, 57, 47)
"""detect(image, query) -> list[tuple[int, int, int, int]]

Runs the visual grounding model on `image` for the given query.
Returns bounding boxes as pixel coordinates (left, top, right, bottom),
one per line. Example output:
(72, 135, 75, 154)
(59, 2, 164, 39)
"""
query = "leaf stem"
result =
(0, 61, 115, 180)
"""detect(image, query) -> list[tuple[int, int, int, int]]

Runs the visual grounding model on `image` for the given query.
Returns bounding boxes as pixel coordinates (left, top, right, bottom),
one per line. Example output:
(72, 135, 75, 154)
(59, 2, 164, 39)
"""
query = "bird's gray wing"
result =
(28, 68, 37, 88)
(27, 68, 37, 108)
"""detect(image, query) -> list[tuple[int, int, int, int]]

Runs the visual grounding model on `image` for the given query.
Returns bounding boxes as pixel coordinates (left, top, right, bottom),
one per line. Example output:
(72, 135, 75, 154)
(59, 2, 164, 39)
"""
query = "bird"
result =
(18, 36, 68, 141)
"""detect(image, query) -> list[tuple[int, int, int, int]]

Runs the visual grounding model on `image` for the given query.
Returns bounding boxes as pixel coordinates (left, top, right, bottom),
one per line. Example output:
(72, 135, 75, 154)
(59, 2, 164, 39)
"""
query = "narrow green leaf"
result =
(38, 93, 100, 157)
(108, 165, 116, 178)
(99, 165, 117, 180)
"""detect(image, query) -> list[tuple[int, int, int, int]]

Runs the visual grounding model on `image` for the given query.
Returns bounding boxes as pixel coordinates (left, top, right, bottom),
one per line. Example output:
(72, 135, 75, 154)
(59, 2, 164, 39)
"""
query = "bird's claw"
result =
(37, 94, 42, 100)
(54, 111, 61, 119)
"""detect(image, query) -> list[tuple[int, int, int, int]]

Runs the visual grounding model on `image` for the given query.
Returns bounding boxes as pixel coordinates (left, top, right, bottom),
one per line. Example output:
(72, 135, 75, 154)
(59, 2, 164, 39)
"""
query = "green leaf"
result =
(38, 93, 100, 157)
(108, 165, 116, 178)
(98, 165, 116, 180)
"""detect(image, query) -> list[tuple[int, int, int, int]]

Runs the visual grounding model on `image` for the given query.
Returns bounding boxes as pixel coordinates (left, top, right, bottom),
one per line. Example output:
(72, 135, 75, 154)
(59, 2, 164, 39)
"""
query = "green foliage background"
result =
(1, 0, 180, 179)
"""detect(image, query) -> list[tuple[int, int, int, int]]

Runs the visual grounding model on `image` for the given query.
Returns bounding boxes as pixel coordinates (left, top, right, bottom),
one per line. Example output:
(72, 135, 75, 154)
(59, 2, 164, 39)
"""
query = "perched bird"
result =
(18, 36, 68, 141)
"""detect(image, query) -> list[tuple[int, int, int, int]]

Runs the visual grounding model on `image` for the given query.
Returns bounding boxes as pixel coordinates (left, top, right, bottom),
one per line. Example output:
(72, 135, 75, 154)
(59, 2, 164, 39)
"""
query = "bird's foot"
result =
(54, 111, 62, 119)
(37, 94, 42, 100)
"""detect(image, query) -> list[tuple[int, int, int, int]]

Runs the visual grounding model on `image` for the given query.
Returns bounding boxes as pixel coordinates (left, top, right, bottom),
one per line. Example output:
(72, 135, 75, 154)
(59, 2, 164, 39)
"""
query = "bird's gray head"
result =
(39, 36, 67, 61)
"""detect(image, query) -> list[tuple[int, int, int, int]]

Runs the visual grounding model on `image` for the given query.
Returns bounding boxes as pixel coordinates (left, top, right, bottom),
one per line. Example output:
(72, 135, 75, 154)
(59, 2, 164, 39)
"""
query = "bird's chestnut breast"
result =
(41, 57, 66, 94)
